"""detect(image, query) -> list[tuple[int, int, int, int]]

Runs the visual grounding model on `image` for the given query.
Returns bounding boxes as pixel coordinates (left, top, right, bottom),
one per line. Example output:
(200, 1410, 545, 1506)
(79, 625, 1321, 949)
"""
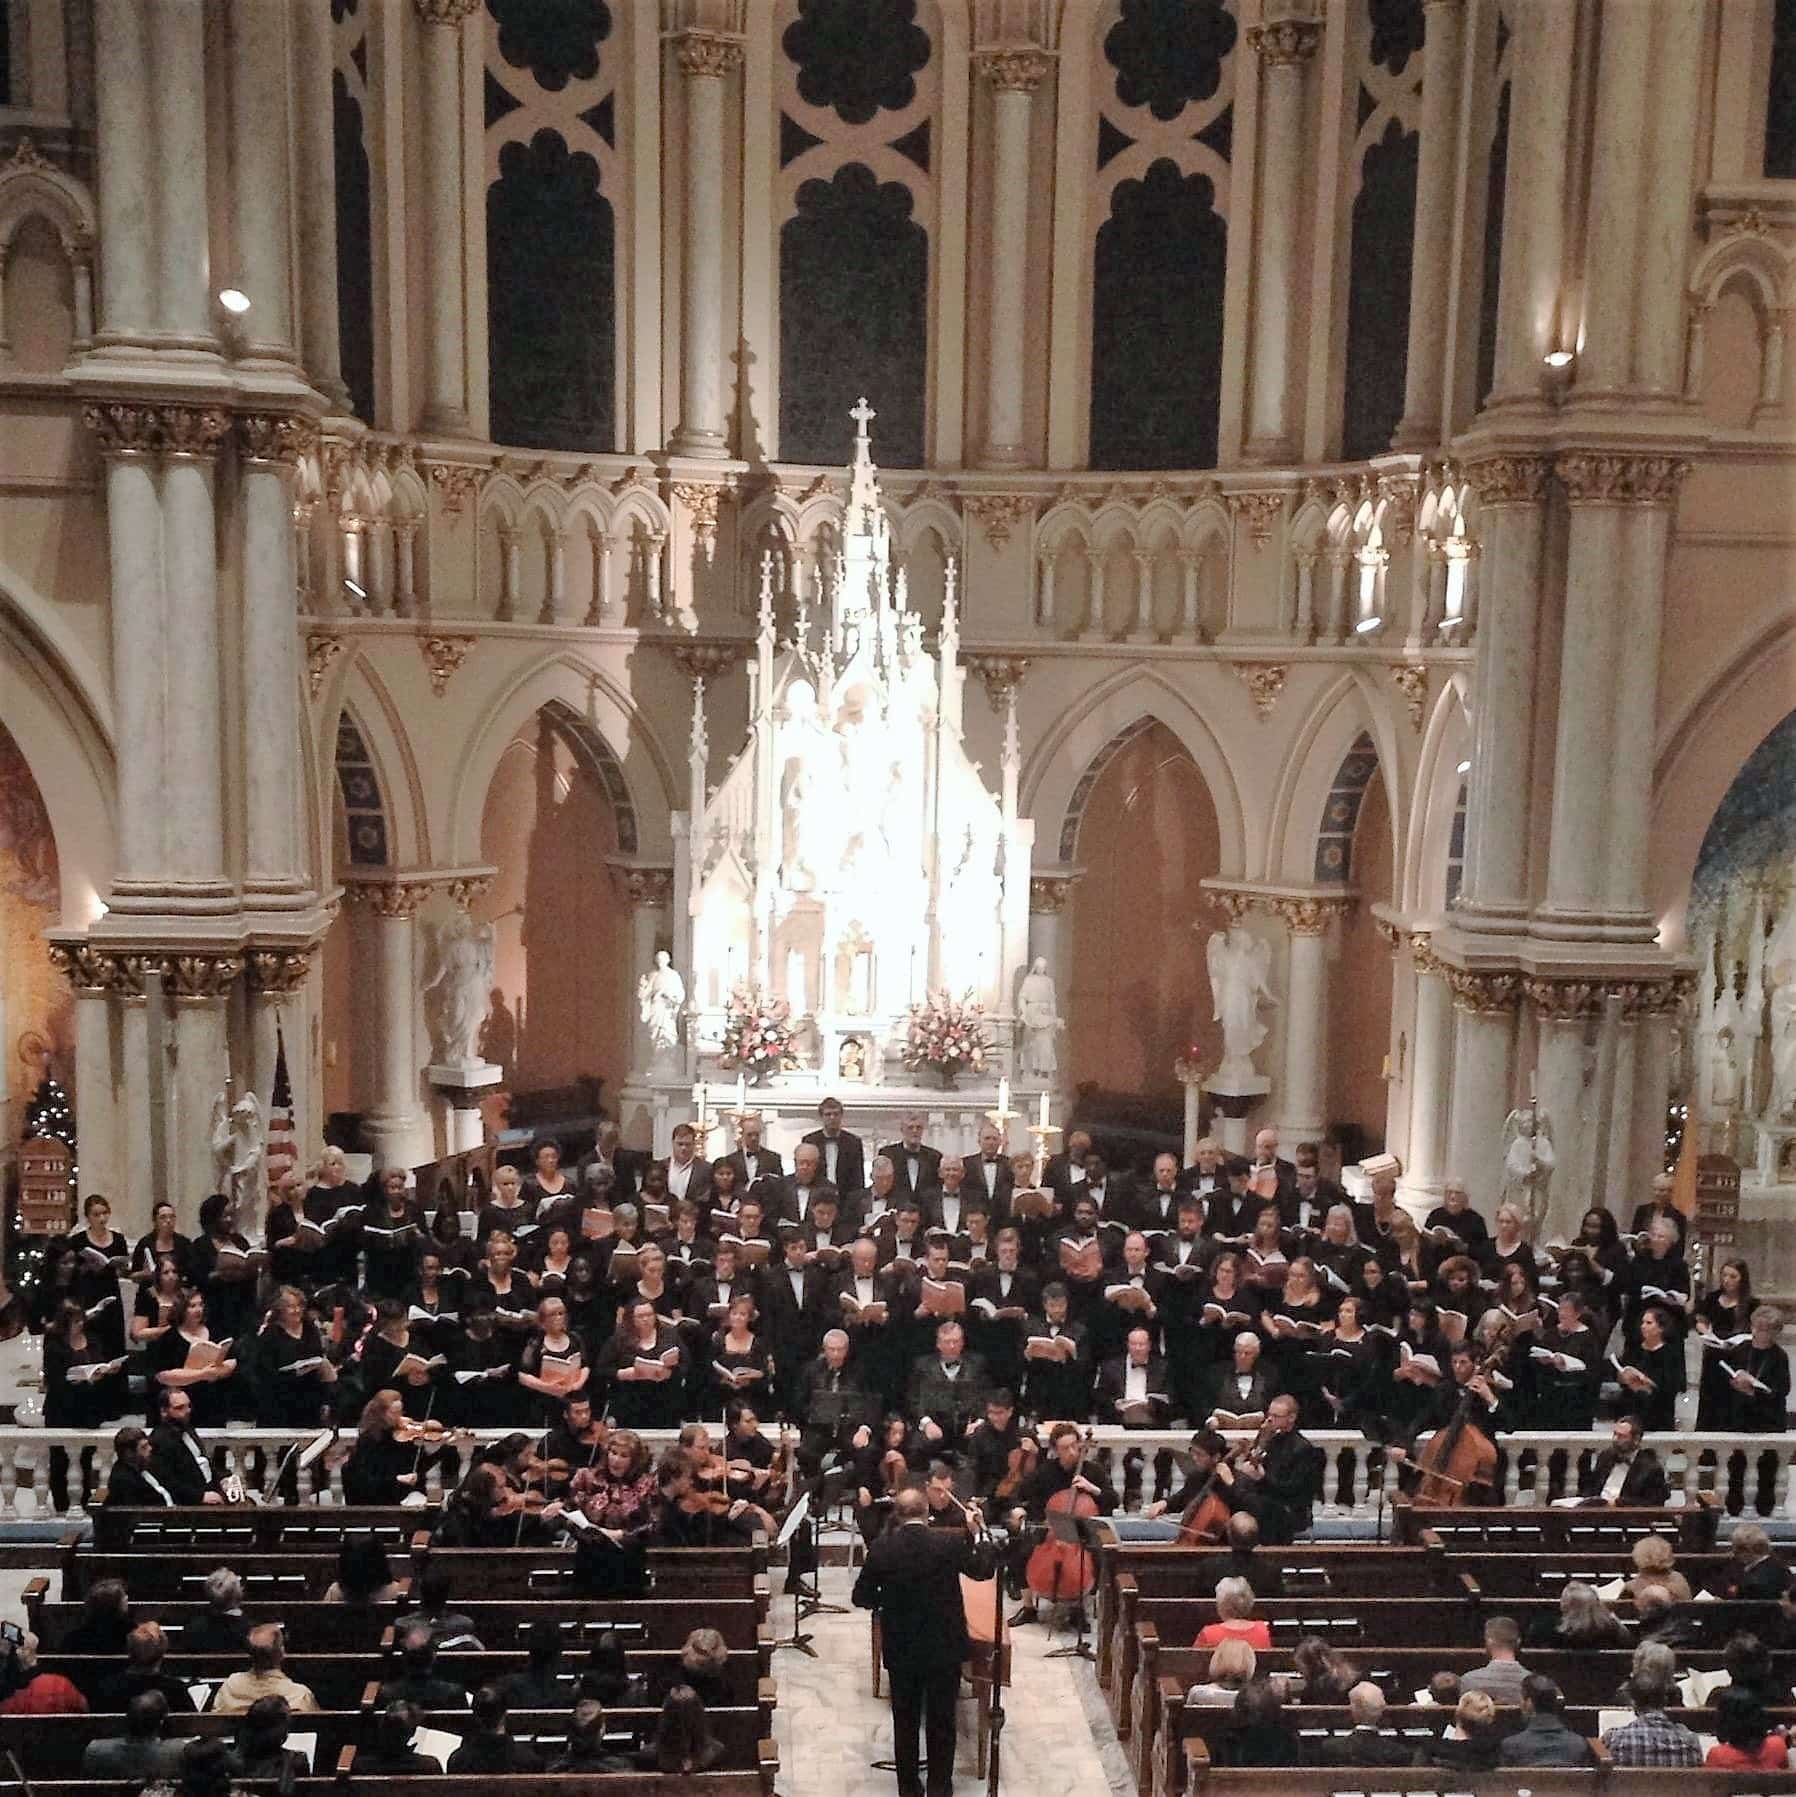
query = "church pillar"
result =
(344, 880, 429, 1170)
(1626, 986, 1682, 1207)
(1443, 971, 1520, 1211)
(1393, 0, 1464, 449)
(974, 45, 1049, 468)
(1242, 10, 1320, 461)
(150, 0, 214, 350)
(165, 955, 242, 1223)
(1406, 937, 1454, 1197)
(1271, 895, 1349, 1143)
(91, 0, 155, 345)
(670, 30, 741, 458)
(1528, 980, 1594, 1237)
(47, 949, 125, 1208)
(226, 0, 296, 365)
(619, 868, 676, 1078)
(414, 0, 479, 436)
(118, 970, 162, 1221)
(292, 0, 349, 409)
(1486, 0, 1575, 406)
(245, 950, 313, 1173)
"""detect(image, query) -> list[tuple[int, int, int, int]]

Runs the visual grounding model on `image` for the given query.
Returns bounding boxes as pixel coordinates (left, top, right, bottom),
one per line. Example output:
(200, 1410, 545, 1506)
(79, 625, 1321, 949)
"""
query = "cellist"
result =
(1006, 1422, 1114, 1628)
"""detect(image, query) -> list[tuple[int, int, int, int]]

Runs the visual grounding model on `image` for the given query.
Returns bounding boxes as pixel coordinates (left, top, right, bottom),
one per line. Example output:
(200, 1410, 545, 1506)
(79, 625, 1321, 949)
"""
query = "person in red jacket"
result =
(0, 1630, 86, 1713)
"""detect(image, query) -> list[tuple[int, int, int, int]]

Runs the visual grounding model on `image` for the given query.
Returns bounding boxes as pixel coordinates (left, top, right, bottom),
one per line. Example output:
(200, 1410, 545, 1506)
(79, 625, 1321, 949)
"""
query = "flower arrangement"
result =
(902, 989, 994, 1082)
(720, 982, 795, 1080)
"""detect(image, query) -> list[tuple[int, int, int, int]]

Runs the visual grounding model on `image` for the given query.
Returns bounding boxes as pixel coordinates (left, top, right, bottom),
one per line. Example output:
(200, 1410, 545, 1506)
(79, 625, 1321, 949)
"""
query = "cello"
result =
(1412, 1320, 1517, 1506)
(1024, 1426, 1101, 1602)
(1175, 1423, 1273, 1544)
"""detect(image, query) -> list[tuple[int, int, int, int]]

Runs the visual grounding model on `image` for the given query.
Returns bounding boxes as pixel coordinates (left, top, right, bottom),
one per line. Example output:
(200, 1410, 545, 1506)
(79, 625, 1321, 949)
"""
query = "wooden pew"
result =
(92, 1506, 445, 1552)
(1442, 1551, 1733, 1598)
(1393, 1495, 1721, 1551)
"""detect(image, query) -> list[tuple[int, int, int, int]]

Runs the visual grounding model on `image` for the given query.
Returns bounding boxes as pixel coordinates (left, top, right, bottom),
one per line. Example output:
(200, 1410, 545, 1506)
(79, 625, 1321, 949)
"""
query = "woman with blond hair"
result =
(1187, 1636, 1257, 1706)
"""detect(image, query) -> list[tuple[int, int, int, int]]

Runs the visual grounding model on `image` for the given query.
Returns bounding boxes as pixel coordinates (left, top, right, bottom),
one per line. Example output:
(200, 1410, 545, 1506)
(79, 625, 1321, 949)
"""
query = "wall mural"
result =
(0, 722, 68, 1119)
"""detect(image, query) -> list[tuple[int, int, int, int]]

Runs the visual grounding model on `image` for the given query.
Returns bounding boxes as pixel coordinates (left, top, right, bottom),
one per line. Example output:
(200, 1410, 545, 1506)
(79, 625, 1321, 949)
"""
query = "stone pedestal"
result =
(1204, 1075, 1271, 1155)
(429, 1063, 501, 1154)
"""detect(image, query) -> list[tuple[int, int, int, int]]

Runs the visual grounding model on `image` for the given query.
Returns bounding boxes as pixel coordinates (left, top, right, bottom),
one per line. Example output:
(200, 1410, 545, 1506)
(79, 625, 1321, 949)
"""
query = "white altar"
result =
(619, 405, 1036, 1157)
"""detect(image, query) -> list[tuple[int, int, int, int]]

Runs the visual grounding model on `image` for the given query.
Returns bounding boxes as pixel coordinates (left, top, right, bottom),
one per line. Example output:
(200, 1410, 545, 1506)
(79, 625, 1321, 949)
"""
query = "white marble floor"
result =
(770, 1565, 1133, 1797)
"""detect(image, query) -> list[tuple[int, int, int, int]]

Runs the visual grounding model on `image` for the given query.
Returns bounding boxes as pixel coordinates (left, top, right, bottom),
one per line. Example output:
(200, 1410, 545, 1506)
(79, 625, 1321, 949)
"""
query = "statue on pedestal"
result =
(210, 1090, 264, 1210)
(1206, 923, 1275, 1083)
(1501, 1100, 1556, 1239)
(1017, 956, 1063, 1079)
(638, 950, 687, 1071)
(1770, 981, 1796, 1121)
(422, 911, 496, 1070)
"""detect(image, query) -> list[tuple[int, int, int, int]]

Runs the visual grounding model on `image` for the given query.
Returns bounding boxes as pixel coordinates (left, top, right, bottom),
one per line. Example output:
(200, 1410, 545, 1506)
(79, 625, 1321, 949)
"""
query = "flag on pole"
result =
(265, 1024, 297, 1197)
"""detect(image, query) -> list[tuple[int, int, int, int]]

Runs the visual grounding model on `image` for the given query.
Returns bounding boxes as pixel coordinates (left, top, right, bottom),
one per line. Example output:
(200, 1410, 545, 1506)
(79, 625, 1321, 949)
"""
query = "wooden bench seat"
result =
(1393, 1496, 1720, 1551)
(1441, 1550, 1733, 1598)
(0, 1771, 779, 1797)
(92, 1507, 445, 1552)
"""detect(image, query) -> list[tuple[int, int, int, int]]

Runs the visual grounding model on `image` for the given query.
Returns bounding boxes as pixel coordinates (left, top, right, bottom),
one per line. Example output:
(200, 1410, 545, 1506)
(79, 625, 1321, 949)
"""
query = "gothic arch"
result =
(1022, 666, 1249, 874)
(0, 149, 96, 360)
(1402, 679, 1473, 917)
(313, 657, 430, 877)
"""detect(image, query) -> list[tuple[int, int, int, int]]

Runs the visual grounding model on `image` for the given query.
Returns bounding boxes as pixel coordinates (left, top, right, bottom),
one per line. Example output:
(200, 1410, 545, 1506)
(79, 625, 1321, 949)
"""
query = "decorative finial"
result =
(757, 551, 775, 636)
(850, 396, 876, 442)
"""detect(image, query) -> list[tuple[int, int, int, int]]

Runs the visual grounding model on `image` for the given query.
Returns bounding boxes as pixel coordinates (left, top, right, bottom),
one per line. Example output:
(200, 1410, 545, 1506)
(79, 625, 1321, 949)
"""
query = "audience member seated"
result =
(377, 1627, 468, 1710)
(492, 1620, 576, 1710)
(549, 1696, 634, 1773)
(58, 1579, 131, 1657)
(678, 1628, 734, 1710)
(446, 1685, 544, 1773)
(394, 1564, 482, 1648)
(357, 1701, 443, 1775)
(97, 1621, 197, 1714)
(213, 1623, 319, 1715)
(1194, 1577, 1272, 1650)
(184, 1568, 251, 1655)
(228, 1694, 309, 1783)
(0, 1630, 85, 1714)
(580, 1631, 649, 1708)
(1315, 1683, 1419, 1768)
(1187, 1637, 1256, 1707)
(1633, 1583, 1703, 1648)
(80, 1690, 182, 1780)
(1429, 1689, 1499, 1774)
(322, 1532, 401, 1606)
(1213, 1679, 1299, 1768)
(1602, 1667, 1704, 1767)
(1706, 1686, 1791, 1770)
(1459, 1615, 1528, 1704)
(1711, 1523, 1787, 1599)
(1180, 1512, 1286, 1597)
(1284, 1636, 1357, 1706)
(1628, 1534, 1692, 1604)
(1499, 1675, 1590, 1768)
(639, 1685, 724, 1774)
(1525, 1579, 1628, 1648)
(1724, 1630, 1792, 1707)
(144, 1736, 250, 1797)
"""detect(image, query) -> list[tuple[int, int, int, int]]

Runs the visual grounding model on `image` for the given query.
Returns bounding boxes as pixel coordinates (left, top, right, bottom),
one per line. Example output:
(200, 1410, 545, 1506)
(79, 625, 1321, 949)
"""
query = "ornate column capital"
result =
(670, 641, 741, 682)
(1225, 489, 1287, 548)
(1554, 451, 1692, 506)
(615, 865, 676, 908)
(965, 491, 1037, 550)
(1444, 965, 1524, 1016)
(245, 950, 313, 996)
(306, 633, 346, 701)
(46, 944, 128, 996)
(1462, 453, 1553, 509)
(1246, 18, 1323, 66)
(974, 46, 1053, 92)
(413, 0, 482, 23)
(161, 953, 245, 1002)
(1029, 869, 1083, 914)
(1390, 662, 1430, 732)
(421, 635, 474, 696)
(343, 878, 432, 920)
(1621, 973, 1695, 1022)
(82, 402, 231, 460)
(670, 480, 732, 553)
(442, 872, 495, 911)
(1233, 662, 1287, 719)
(963, 653, 1031, 711)
(236, 413, 321, 467)
(1269, 894, 1354, 935)
(673, 31, 744, 78)
(1522, 975, 1604, 1022)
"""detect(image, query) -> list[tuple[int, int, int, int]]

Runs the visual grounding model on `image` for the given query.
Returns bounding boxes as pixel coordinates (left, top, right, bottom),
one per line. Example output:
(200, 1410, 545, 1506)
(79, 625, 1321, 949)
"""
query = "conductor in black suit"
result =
(852, 1484, 994, 1797)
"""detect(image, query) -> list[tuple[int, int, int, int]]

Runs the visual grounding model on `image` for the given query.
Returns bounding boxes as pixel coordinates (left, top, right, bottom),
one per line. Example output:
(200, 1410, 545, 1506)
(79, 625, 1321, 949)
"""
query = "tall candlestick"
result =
(736, 1070, 747, 1114)
(1038, 1091, 1049, 1128)
(997, 1076, 1010, 1115)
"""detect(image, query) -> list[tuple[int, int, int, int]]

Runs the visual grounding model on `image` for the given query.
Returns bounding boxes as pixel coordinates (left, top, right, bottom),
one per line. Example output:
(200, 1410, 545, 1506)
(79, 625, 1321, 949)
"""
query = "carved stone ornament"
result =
(974, 46, 1053, 92)
(1444, 966, 1524, 1016)
(236, 413, 320, 467)
(1270, 894, 1352, 935)
(1728, 208, 1771, 238)
(425, 460, 485, 514)
(413, 0, 482, 23)
(1390, 662, 1429, 732)
(1622, 973, 1695, 1021)
(1376, 474, 1418, 547)
(1234, 662, 1287, 719)
(671, 641, 741, 681)
(344, 880, 431, 920)
(4, 135, 52, 172)
(421, 635, 474, 696)
(963, 653, 1031, 711)
(1554, 452, 1691, 506)
(245, 950, 312, 996)
(1409, 931, 1443, 978)
(444, 874, 495, 912)
(1208, 889, 1258, 922)
(1225, 489, 1286, 549)
(621, 867, 676, 908)
(965, 492, 1037, 550)
(1462, 454, 1552, 509)
(1524, 976, 1603, 1023)
(47, 944, 118, 996)
(1029, 872, 1081, 915)
(306, 634, 346, 701)
(671, 480, 731, 552)
(674, 31, 745, 78)
(161, 953, 244, 1002)
(1246, 19, 1323, 65)
(1371, 916, 1402, 949)
(82, 402, 230, 460)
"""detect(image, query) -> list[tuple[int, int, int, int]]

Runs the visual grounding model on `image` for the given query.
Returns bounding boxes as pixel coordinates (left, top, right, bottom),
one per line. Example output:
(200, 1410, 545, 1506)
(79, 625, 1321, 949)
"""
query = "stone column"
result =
(163, 954, 243, 1226)
(1626, 982, 1684, 1206)
(1528, 978, 1595, 1240)
(620, 869, 676, 1078)
(1273, 896, 1347, 1142)
(1634, 0, 1704, 396)
(92, 0, 155, 346)
(238, 416, 316, 900)
(245, 949, 313, 1160)
(226, 0, 296, 364)
(292, 0, 349, 407)
(1243, 12, 1322, 460)
(150, 0, 213, 348)
(1407, 937, 1454, 1195)
(1442, 970, 1520, 1212)
(974, 46, 1051, 467)
(670, 31, 742, 458)
(116, 961, 162, 1218)
(1457, 456, 1550, 926)
(48, 948, 125, 1209)
(1487, 0, 1576, 405)
(345, 880, 429, 1169)
(414, 0, 480, 435)
(1393, 0, 1465, 448)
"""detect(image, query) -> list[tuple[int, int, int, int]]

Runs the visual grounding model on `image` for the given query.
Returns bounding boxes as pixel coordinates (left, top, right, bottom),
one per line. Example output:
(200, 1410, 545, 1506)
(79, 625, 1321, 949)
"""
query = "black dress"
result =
(130, 1232, 194, 1286)
(1695, 1292, 1754, 1428)
(343, 1431, 420, 1505)
(147, 1328, 237, 1430)
(361, 1204, 426, 1300)
(256, 1321, 336, 1427)
(65, 1228, 130, 1357)
(189, 1233, 261, 1343)
(358, 1330, 450, 1422)
(598, 1324, 688, 1429)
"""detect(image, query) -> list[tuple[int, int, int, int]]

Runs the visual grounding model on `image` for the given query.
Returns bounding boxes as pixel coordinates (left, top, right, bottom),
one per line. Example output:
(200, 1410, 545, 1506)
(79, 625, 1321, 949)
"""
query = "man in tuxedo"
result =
(1044, 1127, 1093, 1202)
(1179, 1136, 1226, 1200)
(923, 1153, 974, 1237)
(1207, 1332, 1279, 1429)
(1250, 1127, 1298, 1206)
(104, 1426, 177, 1507)
(1578, 1416, 1671, 1505)
(906, 1320, 990, 1456)
(1019, 1283, 1091, 1424)
(879, 1112, 942, 1204)
(149, 1388, 227, 1505)
(1205, 1157, 1260, 1241)
(968, 1228, 1038, 1388)
(802, 1096, 865, 1199)
(1081, 1152, 1137, 1234)
(1138, 1153, 1185, 1233)
(833, 1236, 912, 1409)
(793, 1330, 873, 1476)
(722, 1113, 784, 1193)
(1220, 1392, 1323, 1544)
(1284, 1142, 1346, 1233)
(658, 1123, 713, 1208)
(762, 1227, 833, 1410)
(1095, 1325, 1171, 1429)
(967, 1121, 1015, 1214)
(858, 1155, 901, 1235)
(576, 1122, 639, 1202)
(774, 1142, 838, 1226)
(852, 1485, 993, 1797)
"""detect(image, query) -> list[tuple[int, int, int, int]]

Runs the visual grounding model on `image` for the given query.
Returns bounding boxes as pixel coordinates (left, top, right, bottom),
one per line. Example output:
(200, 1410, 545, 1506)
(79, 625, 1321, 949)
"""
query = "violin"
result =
(995, 1431, 1040, 1502)
(674, 1487, 737, 1518)
(395, 1418, 474, 1447)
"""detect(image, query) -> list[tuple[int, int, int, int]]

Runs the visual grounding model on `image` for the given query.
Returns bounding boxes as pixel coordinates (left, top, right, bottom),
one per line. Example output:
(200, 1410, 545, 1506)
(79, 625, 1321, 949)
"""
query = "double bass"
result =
(1412, 1319, 1518, 1506)
(1024, 1427, 1100, 1602)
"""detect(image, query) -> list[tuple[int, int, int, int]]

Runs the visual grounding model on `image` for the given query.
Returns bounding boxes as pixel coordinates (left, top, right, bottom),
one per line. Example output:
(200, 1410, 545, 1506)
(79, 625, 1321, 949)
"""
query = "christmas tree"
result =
(15, 1074, 76, 1298)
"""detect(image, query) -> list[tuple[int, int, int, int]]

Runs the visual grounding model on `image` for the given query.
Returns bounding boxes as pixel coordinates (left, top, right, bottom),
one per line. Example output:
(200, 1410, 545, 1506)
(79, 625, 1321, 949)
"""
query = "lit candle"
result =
(997, 1076, 1010, 1115)
(735, 1070, 747, 1113)
(1038, 1091, 1050, 1128)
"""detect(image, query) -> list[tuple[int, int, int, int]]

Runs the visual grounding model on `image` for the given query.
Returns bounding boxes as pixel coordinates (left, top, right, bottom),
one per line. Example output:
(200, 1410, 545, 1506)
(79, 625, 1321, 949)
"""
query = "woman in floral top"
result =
(569, 1428, 657, 1531)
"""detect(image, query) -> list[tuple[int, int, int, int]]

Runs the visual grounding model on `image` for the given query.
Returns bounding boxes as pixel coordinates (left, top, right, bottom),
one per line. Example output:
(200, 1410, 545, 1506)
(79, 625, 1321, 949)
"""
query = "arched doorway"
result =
(1064, 720, 1223, 1128)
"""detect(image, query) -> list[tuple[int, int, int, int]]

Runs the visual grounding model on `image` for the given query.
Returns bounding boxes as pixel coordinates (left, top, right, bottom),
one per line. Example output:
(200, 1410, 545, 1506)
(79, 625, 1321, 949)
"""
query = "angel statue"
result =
(1206, 922, 1276, 1083)
(638, 949, 686, 1072)
(421, 911, 496, 1069)
(210, 1089, 264, 1210)
(1501, 1100, 1556, 1239)
(1017, 956, 1064, 1080)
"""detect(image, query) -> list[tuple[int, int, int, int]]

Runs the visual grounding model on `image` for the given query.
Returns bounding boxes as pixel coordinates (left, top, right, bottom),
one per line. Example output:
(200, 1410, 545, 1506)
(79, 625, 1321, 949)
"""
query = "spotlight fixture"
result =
(1540, 346, 1575, 405)
(1542, 349, 1574, 369)
(217, 288, 252, 315)
(1354, 614, 1383, 635)
(344, 578, 367, 601)
(1456, 759, 1472, 775)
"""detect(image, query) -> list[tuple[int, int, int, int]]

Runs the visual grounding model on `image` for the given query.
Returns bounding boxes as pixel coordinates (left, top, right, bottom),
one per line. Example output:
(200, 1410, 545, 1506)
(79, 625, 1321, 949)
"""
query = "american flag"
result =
(265, 1024, 297, 1198)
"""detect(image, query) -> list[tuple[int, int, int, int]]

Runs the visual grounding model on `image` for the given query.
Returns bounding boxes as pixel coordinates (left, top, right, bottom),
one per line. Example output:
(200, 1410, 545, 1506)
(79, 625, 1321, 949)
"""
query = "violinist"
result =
(852, 1414, 913, 1545)
(962, 1389, 1033, 1508)
(719, 1402, 782, 1515)
(1007, 1423, 1113, 1627)
(436, 1460, 558, 1547)
(544, 1393, 608, 1484)
(343, 1388, 436, 1505)
(652, 1447, 758, 1546)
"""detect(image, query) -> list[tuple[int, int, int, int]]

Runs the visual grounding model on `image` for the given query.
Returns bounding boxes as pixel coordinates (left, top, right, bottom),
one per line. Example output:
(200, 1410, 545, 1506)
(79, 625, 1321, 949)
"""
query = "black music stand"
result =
(1041, 1510, 1097, 1662)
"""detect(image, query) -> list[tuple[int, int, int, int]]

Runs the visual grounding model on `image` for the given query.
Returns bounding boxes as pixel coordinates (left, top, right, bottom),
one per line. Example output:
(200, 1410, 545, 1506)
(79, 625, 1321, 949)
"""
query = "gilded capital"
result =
(421, 635, 474, 697)
(237, 413, 320, 467)
(47, 944, 110, 995)
(621, 867, 676, 908)
(444, 874, 495, 912)
(671, 642, 741, 682)
(963, 653, 1031, 712)
(344, 880, 431, 920)
(975, 46, 1053, 93)
(1523, 976, 1603, 1023)
(1390, 663, 1429, 733)
(674, 31, 744, 78)
(1270, 894, 1352, 935)
(965, 492, 1036, 550)
(82, 402, 230, 461)
(1445, 966, 1524, 1016)
(413, 0, 482, 23)
(1462, 453, 1552, 509)
(161, 953, 244, 1002)
(1554, 451, 1691, 507)
(1234, 662, 1287, 719)
(1246, 19, 1323, 66)
(1029, 872, 1081, 915)
(246, 950, 313, 996)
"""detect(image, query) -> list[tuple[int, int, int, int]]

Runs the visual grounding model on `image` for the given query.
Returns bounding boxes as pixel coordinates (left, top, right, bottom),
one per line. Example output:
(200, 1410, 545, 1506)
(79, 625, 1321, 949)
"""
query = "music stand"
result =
(771, 1493, 841, 1656)
(1042, 1510, 1097, 1662)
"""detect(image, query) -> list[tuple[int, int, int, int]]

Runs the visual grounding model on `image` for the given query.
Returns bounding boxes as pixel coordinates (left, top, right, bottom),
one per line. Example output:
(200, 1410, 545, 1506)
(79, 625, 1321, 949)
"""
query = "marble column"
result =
(1529, 980, 1595, 1240)
(1486, 0, 1576, 405)
(164, 955, 243, 1228)
(622, 869, 676, 1079)
(118, 967, 162, 1219)
(670, 31, 741, 458)
(238, 417, 314, 900)
(48, 948, 125, 1210)
(1406, 942, 1454, 1193)
(1456, 457, 1550, 925)
(1626, 986, 1682, 1207)
(974, 46, 1050, 467)
(226, 0, 296, 363)
(245, 951, 313, 1144)
(292, 0, 349, 407)
(150, 0, 213, 348)
(1443, 972, 1520, 1211)
(1243, 13, 1321, 460)
(414, 0, 480, 435)
(1393, 0, 1465, 448)
(1274, 897, 1344, 1142)
(347, 881, 429, 1169)
(92, 0, 155, 346)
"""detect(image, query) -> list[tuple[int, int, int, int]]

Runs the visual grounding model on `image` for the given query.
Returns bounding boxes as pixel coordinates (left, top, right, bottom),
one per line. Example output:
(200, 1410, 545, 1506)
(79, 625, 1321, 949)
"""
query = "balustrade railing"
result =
(0, 1426, 1788, 1527)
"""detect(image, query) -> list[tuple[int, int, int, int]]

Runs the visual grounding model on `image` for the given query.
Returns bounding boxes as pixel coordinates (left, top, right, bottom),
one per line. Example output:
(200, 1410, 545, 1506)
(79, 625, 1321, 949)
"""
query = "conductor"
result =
(852, 1485, 994, 1797)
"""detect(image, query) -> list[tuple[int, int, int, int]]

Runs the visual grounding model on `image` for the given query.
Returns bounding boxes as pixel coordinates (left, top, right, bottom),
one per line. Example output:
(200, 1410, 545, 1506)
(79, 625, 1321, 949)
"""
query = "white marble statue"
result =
(422, 910, 496, 1069)
(638, 949, 686, 1069)
(1770, 980, 1796, 1120)
(1501, 1100, 1556, 1238)
(1206, 923, 1275, 1083)
(1018, 955, 1064, 1079)
(210, 1090, 264, 1209)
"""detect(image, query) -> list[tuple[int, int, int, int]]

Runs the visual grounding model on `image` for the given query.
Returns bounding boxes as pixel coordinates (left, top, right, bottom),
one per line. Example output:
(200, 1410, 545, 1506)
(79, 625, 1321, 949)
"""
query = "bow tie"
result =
(942, 1361, 960, 1373)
